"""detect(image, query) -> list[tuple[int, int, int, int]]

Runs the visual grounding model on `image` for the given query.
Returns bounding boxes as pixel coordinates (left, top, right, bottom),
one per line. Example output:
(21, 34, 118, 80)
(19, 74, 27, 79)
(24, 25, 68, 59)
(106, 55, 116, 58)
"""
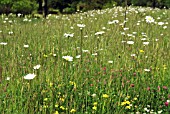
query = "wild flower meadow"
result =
(0, 6, 170, 114)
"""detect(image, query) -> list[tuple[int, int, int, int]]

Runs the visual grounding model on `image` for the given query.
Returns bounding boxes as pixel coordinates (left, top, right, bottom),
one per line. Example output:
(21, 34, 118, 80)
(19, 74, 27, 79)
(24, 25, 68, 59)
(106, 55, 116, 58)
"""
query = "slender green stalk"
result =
(124, 0, 128, 28)
(80, 29, 83, 64)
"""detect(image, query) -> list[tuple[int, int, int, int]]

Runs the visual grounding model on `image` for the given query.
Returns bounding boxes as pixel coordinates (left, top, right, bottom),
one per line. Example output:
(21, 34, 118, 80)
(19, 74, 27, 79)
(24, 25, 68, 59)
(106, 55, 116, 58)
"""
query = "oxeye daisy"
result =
(145, 16, 154, 23)
(33, 64, 41, 70)
(62, 56, 73, 61)
(77, 24, 86, 28)
(127, 41, 134, 45)
(0, 42, 7, 45)
(24, 73, 36, 80)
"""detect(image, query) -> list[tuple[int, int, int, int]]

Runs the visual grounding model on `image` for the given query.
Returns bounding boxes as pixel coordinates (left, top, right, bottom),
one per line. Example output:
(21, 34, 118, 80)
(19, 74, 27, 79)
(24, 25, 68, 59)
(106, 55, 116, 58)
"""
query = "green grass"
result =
(0, 7, 170, 114)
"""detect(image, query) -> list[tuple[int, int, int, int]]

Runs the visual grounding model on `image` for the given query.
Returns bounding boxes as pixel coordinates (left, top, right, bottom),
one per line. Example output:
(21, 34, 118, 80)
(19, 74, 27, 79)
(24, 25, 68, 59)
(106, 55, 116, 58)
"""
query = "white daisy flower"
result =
(6, 77, 10, 80)
(95, 31, 105, 35)
(24, 73, 36, 80)
(91, 94, 97, 97)
(108, 20, 119, 24)
(127, 41, 134, 45)
(143, 42, 149, 45)
(158, 22, 164, 26)
(77, 24, 86, 28)
(33, 64, 41, 70)
(163, 26, 167, 29)
(64, 33, 74, 37)
(76, 55, 81, 58)
(0, 42, 7, 45)
(131, 54, 136, 57)
(144, 69, 150, 72)
(108, 61, 113, 63)
(62, 56, 73, 61)
(145, 16, 155, 23)
(123, 28, 129, 30)
(24, 45, 29, 48)
(23, 18, 28, 22)
(92, 53, 97, 56)
(82, 50, 89, 53)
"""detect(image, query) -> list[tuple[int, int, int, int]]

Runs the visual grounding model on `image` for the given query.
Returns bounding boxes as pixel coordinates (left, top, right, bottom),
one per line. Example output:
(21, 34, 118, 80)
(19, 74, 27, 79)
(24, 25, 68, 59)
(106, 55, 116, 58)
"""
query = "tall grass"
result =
(0, 7, 170, 114)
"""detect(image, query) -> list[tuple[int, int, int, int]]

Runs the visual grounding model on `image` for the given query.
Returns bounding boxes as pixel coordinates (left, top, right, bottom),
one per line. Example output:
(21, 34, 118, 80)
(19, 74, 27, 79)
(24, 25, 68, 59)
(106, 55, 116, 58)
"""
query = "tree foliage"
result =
(0, 0, 170, 15)
(0, 0, 37, 15)
(131, 0, 170, 8)
(0, 0, 13, 14)
(12, 0, 38, 14)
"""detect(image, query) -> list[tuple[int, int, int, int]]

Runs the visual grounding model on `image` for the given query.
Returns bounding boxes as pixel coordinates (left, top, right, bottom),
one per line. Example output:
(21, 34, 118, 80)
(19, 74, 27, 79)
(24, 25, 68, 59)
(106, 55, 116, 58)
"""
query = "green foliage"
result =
(12, 0, 38, 14)
(131, 0, 170, 8)
(165, 0, 170, 7)
(48, 8, 60, 14)
(63, 7, 75, 14)
(131, 0, 148, 6)
(1, 0, 170, 15)
(47, 0, 170, 14)
(76, 1, 87, 11)
(102, 1, 117, 9)
(0, 0, 13, 14)
(158, 0, 170, 8)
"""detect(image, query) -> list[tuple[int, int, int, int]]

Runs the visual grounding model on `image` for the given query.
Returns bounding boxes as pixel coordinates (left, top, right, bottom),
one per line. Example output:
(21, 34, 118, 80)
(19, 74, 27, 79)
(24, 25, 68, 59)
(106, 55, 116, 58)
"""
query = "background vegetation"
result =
(0, 0, 170, 15)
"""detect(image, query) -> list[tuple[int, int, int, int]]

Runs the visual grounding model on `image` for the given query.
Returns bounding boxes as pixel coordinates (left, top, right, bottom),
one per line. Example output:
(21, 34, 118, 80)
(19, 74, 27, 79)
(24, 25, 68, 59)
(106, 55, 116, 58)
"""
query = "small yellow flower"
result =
(121, 102, 126, 106)
(163, 65, 167, 70)
(92, 106, 97, 110)
(44, 98, 48, 101)
(41, 90, 46, 93)
(59, 98, 65, 102)
(69, 81, 74, 85)
(70, 109, 76, 113)
(43, 54, 48, 57)
(93, 102, 98, 106)
(55, 104, 59, 108)
(121, 101, 131, 106)
(73, 83, 76, 88)
(50, 82, 53, 87)
(125, 106, 131, 109)
(54, 111, 59, 114)
(139, 50, 144, 53)
(102, 94, 109, 98)
(58, 92, 61, 95)
(126, 101, 130, 105)
(43, 105, 48, 108)
(134, 97, 137, 100)
(69, 81, 77, 88)
(125, 96, 130, 100)
(60, 106, 65, 110)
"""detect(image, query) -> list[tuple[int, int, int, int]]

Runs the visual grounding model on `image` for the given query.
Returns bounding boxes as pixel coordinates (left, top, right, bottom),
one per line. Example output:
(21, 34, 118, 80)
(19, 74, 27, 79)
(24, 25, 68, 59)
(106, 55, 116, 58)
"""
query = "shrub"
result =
(63, 7, 76, 14)
(0, 0, 13, 15)
(102, 1, 117, 9)
(12, 0, 38, 15)
(48, 8, 60, 14)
